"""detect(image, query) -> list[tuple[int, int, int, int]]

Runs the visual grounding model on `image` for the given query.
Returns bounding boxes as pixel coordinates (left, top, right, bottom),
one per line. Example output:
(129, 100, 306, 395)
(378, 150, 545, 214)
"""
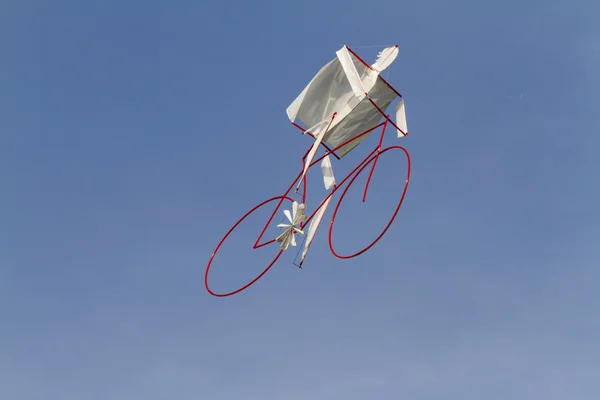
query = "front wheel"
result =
(328, 145, 411, 259)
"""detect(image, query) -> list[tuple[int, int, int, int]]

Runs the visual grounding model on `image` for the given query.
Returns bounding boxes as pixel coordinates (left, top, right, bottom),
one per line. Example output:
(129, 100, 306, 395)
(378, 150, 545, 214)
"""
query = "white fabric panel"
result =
(395, 98, 407, 138)
(292, 201, 299, 221)
(300, 196, 332, 265)
(286, 84, 309, 123)
(321, 155, 336, 191)
(321, 78, 398, 157)
(283, 209, 292, 224)
(297, 126, 327, 191)
(287, 45, 400, 158)
(286, 56, 356, 127)
(372, 46, 399, 72)
(275, 202, 306, 250)
(335, 47, 367, 99)
(275, 228, 294, 250)
(301, 116, 333, 137)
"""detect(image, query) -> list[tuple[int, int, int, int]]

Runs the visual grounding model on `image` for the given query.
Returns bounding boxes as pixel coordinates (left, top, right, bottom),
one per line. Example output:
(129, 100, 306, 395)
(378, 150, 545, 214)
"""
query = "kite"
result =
(205, 45, 411, 297)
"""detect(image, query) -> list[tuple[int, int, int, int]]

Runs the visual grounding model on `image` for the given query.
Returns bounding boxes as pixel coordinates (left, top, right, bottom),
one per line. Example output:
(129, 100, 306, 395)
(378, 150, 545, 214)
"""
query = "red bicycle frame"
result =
(204, 45, 412, 298)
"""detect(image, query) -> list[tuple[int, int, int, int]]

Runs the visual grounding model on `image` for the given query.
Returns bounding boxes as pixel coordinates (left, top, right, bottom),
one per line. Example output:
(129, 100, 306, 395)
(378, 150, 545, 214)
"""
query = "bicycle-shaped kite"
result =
(205, 45, 411, 297)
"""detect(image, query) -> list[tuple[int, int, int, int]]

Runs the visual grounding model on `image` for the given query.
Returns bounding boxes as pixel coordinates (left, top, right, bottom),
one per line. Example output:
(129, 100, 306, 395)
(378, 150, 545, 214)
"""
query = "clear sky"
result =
(2, 1, 599, 399)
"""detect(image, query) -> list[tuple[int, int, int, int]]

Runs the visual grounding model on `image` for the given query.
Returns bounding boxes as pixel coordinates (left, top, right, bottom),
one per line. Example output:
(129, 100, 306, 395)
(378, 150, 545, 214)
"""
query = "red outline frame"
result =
(205, 45, 411, 297)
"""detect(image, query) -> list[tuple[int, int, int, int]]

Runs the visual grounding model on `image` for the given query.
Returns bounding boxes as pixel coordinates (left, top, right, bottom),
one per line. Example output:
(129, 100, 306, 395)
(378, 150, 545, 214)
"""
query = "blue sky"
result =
(1, 0, 599, 399)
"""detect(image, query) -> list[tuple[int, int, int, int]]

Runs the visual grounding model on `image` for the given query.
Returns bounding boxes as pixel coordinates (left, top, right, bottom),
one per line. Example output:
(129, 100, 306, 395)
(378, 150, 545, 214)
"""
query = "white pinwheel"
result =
(275, 201, 307, 250)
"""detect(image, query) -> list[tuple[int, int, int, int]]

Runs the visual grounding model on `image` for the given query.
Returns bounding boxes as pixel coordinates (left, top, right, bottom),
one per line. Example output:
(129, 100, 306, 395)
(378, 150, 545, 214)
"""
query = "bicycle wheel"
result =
(205, 195, 294, 297)
(328, 145, 411, 259)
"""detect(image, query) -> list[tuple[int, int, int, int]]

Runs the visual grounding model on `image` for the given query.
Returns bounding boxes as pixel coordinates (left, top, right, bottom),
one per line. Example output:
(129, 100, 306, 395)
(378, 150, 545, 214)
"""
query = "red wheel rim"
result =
(205, 195, 294, 297)
(328, 145, 411, 259)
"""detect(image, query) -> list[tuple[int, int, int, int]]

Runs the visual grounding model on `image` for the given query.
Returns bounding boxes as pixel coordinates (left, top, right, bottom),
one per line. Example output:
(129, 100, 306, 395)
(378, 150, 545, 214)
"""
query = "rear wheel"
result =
(205, 195, 294, 297)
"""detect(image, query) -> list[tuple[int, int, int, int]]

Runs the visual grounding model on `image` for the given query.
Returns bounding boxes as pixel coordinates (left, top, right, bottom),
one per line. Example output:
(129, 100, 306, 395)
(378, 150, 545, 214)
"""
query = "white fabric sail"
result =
(321, 155, 336, 191)
(287, 45, 405, 158)
(372, 46, 399, 72)
(395, 98, 407, 138)
(300, 156, 336, 265)
(300, 196, 332, 265)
